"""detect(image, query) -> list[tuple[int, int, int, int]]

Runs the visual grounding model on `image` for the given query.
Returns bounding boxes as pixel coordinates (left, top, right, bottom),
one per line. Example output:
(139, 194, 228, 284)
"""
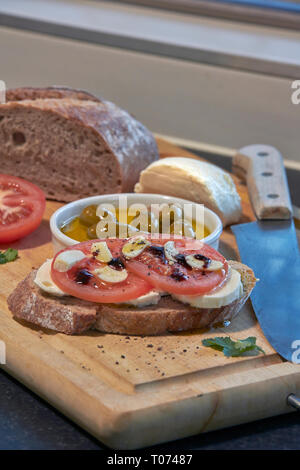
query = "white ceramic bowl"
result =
(50, 193, 223, 254)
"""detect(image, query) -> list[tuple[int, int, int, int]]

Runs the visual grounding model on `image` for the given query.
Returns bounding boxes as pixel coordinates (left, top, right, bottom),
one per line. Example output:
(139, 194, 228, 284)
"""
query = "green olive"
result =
(87, 223, 98, 239)
(79, 205, 99, 226)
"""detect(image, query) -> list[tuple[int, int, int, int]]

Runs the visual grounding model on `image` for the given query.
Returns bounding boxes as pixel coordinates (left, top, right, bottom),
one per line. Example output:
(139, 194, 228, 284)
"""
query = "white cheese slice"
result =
(172, 268, 243, 309)
(53, 249, 86, 272)
(34, 259, 66, 296)
(121, 290, 161, 307)
(134, 157, 242, 226)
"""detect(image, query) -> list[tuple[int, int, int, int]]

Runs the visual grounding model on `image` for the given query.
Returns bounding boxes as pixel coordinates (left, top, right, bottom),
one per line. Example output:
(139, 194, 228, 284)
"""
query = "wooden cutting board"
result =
(0, 138, 300, 450)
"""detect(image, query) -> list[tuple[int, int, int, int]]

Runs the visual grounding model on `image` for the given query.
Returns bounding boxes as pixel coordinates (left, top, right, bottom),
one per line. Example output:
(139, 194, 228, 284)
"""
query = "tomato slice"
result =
(0, 174, 46, 243)
(125, 235, 228, 295)
(51, 240, 153, 303)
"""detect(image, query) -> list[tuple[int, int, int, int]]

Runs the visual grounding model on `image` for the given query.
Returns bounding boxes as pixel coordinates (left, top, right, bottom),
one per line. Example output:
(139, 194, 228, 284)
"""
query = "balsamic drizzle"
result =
(194, 253, 211, 269)
(75, 269, 93, 285)
(174, 253, 192, 270)
(108, 257, 125, 271)
(170, 269, 188, 282)
(148, 245, 167, 263)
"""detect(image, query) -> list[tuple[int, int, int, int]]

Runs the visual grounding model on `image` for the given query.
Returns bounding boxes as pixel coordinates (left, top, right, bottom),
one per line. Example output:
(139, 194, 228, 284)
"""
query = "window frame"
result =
(110, 0, 300, 31)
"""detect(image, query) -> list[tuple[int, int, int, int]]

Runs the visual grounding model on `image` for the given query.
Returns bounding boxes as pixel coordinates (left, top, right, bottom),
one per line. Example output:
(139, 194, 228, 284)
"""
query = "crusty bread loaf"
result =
(0, 89, 158, 202)
(6, 86, 102, 103)
(7, 261, 256, 336)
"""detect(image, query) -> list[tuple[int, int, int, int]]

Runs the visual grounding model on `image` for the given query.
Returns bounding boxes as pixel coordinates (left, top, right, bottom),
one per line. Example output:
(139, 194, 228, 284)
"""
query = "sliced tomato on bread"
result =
(124, 235, 228, 295)
(51, 236, 228, 302)
(51, 239, 153, 303)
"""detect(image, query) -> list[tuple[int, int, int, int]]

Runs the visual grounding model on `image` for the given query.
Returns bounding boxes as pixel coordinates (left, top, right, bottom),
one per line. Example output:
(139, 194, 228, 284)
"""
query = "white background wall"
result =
(0, 26, 299, 165)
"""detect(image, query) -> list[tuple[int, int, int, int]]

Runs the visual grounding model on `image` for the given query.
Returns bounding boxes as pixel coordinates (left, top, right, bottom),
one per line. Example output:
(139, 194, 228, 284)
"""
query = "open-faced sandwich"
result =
(8, 235, 256, 335)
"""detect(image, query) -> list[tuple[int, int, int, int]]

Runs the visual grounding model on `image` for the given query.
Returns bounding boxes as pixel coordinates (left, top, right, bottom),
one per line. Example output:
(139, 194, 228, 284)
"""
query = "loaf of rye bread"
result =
(0, 87, 159, 202)
(7, 261, 256, 336)
(6, 86, 102, 103)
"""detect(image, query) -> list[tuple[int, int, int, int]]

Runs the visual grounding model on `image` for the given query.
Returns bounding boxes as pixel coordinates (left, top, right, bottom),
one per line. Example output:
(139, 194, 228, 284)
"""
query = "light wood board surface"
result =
(0, 138, 299, 449)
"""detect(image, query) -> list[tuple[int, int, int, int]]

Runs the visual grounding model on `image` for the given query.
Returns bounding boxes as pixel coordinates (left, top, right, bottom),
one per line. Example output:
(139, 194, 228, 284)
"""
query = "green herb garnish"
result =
(202, 336, 265, 357)
(0, 248, 18, 264)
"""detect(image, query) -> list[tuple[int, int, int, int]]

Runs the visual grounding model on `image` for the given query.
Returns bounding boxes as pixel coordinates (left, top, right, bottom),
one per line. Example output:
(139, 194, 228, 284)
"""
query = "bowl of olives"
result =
(50, 193, 222, 254)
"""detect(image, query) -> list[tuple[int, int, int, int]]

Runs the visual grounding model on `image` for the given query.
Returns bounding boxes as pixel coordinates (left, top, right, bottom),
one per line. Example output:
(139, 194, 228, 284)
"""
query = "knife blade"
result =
(231, 144, 300, 362)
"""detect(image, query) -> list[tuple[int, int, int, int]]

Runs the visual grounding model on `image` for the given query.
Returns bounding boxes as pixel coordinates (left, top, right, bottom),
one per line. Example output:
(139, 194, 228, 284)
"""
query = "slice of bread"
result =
(8, 270, 98, 335)
(7, 261, 256, 336)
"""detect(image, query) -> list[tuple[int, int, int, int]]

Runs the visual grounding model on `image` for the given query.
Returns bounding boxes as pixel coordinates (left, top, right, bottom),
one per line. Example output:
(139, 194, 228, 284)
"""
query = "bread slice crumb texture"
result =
(0, 97, 158, 202)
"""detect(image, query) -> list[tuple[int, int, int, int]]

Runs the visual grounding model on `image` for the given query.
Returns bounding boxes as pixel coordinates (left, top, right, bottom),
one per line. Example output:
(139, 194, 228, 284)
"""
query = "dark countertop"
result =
(1, 149, 299, 451)
(1, 368, 300, 451)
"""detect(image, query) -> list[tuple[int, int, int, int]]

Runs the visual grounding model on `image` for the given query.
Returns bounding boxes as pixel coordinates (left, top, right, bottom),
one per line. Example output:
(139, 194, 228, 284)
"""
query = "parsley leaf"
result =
(0, 248, 18, 264)
(202, 336, 265, 357)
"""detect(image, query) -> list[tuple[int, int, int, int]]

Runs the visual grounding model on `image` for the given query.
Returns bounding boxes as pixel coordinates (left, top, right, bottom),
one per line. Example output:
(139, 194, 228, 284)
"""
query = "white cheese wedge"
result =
(122, 290, 161, 307)
(53, 249, 86, 272)
(34, 259, 66, 296)
(134, 157, 242, 226)
(172, 268, 243, 309)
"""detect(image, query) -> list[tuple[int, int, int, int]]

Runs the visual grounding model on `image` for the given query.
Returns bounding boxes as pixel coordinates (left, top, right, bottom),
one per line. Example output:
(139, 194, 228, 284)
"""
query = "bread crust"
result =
(6, 86, 102, 103)
(7, 261, 256, 336)
(7, 271, 97, 334)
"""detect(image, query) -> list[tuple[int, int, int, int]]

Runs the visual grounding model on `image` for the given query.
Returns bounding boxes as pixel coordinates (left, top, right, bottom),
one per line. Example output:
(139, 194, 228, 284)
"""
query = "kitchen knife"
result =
(231, 144, 300, 362)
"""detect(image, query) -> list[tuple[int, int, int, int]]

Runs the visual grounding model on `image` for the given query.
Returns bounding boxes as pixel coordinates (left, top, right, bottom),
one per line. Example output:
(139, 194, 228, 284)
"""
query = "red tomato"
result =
(0, 174, 46, 243)
(125, 235, 228, 295)
(51, 240, 153, 303)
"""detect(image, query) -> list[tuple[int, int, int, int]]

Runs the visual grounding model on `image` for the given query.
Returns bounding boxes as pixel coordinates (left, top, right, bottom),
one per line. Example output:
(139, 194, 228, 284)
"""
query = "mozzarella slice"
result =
(94, 265, 128, 283)
(134, 157, 242, 226)
(34, 259, 66, 296)
(172, 268, 243, 308)
(53, 249, 86, 272)
(121, 290, 161, 307)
